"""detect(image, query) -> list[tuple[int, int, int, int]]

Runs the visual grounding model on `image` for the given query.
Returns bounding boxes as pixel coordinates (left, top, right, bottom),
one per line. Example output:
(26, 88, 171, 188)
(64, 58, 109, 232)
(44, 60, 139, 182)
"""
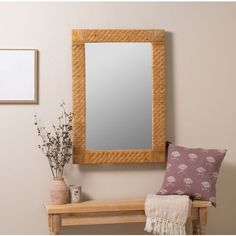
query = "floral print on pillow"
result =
(157, 144, 227, 206)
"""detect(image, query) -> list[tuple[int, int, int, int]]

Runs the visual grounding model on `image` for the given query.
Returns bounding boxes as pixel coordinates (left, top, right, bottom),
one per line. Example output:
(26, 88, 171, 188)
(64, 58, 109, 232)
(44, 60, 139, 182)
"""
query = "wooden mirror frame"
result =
(72, 29, 166, 164)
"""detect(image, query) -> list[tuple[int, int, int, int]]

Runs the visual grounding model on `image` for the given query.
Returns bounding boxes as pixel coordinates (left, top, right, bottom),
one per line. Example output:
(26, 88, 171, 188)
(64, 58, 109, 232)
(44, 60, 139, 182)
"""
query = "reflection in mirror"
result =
(0, 49, 38, 103)
(85, 43, 152, 150)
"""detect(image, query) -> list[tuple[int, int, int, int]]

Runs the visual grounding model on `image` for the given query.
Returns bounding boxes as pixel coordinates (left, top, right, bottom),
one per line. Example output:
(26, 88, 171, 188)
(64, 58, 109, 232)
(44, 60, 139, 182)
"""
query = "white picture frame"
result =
(0, 49, 38, 104)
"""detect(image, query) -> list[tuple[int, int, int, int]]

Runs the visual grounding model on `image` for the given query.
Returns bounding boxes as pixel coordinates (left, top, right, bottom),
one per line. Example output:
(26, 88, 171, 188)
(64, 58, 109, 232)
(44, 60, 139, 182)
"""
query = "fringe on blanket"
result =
(144, 194, 191, 235)
(145, 217, 186, 235)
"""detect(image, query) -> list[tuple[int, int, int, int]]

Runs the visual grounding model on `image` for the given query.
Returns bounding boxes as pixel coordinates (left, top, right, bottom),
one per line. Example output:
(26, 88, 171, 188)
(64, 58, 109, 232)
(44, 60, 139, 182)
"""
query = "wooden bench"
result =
(45, 198, 212, 235)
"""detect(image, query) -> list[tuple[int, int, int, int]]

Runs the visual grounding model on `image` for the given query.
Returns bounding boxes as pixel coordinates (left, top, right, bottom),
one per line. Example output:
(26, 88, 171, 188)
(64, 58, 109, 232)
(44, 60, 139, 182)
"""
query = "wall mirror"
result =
(72, 29, 165, 164)
(0, 49, 38, 104)
(86, 43, 152, 150)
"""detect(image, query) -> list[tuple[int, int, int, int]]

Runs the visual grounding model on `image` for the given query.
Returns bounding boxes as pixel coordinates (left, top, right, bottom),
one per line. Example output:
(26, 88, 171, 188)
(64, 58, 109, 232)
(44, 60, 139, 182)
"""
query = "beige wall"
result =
(0, 2, 235, 234)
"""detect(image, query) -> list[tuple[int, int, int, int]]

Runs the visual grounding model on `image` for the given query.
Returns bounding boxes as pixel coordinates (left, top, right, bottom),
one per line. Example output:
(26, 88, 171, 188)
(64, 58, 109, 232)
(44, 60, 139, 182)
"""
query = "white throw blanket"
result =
(144, 194, 191, 235)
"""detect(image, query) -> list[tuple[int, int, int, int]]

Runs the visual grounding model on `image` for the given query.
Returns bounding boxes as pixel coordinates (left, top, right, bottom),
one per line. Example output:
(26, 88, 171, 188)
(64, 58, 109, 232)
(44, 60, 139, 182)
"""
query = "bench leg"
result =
(192, 207, 207, 235)
(48, 214, 61, 235)
(199, 207, 207, 234)
(192, 219, 200, 234)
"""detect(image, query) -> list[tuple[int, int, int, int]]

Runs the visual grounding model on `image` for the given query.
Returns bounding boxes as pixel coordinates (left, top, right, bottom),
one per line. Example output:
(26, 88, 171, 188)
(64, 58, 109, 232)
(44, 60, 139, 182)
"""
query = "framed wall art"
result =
(0, 49, 38, 104)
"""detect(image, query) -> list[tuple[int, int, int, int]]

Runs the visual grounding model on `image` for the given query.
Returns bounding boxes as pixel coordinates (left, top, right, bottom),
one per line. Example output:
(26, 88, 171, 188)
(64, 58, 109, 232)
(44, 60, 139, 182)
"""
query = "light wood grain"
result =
(192, 201, 212, 208)
(45, 198, 145, 214)
(192, 219, 201, 235)
(191, 207, 199, 220)
(72, 29, 166, 164)
(45, 198, 211, 214)
(72, 44, 86, 164)
(72, 29, 164, 44)
(81, 149, 165, 164)
(61, 214, 146, 226)
(199, 207, 208, 234)
(152, 42, 166, 161)
(45, 198, 211, 234)
(48, 214, 61, 235)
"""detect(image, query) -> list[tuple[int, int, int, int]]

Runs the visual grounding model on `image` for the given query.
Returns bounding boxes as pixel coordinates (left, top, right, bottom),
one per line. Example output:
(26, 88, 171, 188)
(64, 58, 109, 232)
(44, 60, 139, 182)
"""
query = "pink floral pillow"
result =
(157, 144, 226, 206)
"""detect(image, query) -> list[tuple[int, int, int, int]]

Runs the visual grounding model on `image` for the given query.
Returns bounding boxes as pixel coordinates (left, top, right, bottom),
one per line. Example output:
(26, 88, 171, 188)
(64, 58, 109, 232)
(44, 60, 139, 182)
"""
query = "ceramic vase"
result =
(49, 177, 68, 204)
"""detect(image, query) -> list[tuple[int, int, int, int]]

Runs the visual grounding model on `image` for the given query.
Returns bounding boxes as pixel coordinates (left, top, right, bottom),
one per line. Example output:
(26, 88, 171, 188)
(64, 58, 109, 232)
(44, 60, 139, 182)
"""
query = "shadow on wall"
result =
(207, 161, 236, 234)
(165, 31, 176, 143)
(185, 160, 236, 235)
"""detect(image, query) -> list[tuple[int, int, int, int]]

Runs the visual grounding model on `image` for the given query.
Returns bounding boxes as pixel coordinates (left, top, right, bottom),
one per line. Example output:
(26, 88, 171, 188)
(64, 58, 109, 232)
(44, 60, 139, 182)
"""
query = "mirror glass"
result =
(85, 43, 152, 150)
(0, 50, 37, 102)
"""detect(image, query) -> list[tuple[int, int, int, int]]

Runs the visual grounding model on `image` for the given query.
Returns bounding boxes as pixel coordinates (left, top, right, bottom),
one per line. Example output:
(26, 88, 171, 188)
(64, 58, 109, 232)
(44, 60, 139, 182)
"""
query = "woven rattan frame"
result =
(72, 29, 166, 164)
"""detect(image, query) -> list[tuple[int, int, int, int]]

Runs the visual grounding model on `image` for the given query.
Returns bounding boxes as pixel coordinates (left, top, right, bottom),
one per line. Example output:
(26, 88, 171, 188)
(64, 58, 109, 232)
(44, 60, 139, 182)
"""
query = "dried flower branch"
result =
(34, 102, 73, 178)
